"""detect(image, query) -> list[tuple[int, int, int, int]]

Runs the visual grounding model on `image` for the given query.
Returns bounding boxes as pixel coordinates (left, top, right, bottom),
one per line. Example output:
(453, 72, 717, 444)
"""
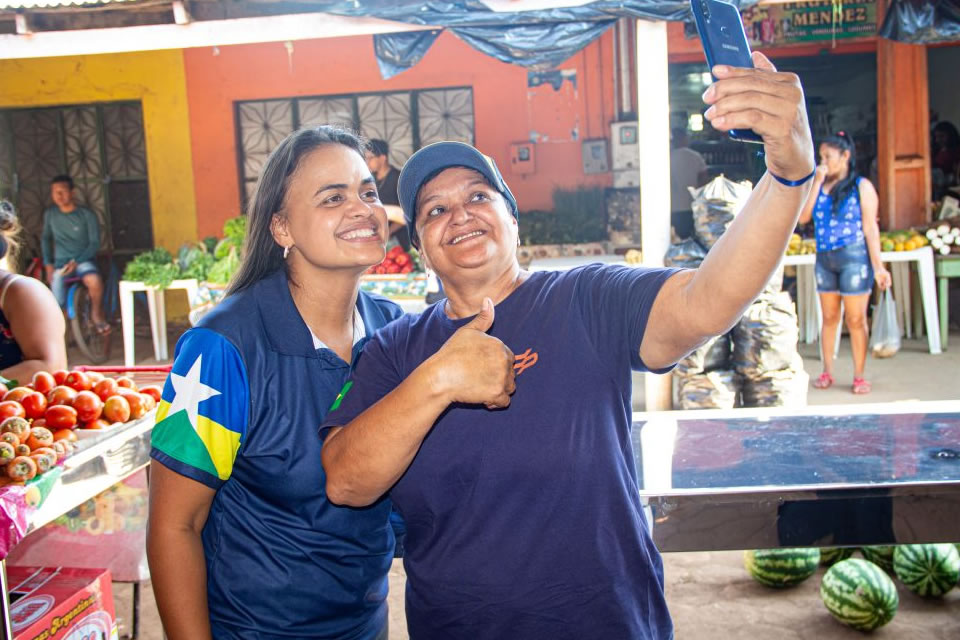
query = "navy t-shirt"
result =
(324, 264, 679, 639)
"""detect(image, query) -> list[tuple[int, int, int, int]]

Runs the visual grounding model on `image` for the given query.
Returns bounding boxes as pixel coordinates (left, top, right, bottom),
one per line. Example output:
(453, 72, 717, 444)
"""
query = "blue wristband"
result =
(769, 168, 816, 187)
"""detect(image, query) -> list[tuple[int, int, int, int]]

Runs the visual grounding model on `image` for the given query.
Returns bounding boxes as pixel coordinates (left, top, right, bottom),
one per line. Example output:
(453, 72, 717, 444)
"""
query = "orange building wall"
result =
(184, 31, 617, 238)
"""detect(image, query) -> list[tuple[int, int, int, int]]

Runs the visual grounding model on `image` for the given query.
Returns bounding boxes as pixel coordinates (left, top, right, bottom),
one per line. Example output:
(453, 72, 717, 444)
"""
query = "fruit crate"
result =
(360, 272, 428, 299)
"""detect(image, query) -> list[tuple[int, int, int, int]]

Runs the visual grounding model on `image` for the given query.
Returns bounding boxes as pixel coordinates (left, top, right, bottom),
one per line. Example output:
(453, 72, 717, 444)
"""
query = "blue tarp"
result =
(317, 1, 701, 78)
(878, 0, 960, 44)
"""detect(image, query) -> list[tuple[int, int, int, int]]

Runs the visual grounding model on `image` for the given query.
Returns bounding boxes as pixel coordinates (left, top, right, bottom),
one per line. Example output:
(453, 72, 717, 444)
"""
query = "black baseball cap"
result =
(398, 141, 518, 249)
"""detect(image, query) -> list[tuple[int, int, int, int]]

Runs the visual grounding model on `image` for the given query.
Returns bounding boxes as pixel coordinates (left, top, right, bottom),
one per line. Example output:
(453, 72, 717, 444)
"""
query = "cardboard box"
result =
(6, 566, 117, 640)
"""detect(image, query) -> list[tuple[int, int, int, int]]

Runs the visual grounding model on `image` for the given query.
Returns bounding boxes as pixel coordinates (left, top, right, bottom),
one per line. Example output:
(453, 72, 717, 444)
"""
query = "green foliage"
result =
(123, 248, 180, 289)
(207, 246, 240, 284)
(222, 216, 246, 247)
(518, 186, 608, 245)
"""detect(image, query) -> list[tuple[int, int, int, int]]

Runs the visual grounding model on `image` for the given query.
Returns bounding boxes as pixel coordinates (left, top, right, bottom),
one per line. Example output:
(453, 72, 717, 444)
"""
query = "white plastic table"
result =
(118, 279, 199, 367)
(784, 247, 941, 355)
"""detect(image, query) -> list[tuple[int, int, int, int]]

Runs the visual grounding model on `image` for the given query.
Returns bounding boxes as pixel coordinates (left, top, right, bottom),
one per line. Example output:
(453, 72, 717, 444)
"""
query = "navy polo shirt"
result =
(325, 265, 679, 639)
(151, 269, 402, 639)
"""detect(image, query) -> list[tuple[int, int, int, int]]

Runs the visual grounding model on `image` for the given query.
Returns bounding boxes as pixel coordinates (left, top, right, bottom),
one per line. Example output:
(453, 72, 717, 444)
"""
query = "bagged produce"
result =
(674, 333, 732, 378)
(678, 369, 740, 410)
(870, 288, 901, 358)
(663, 238, 708, 269)
(690, 175, 752, 249)
(740, 360, 809, 408)
(732, 292, 799, 380)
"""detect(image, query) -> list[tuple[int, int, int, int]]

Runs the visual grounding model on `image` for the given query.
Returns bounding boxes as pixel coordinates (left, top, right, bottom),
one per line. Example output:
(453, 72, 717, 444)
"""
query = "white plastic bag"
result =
(870, 288, 901, 358)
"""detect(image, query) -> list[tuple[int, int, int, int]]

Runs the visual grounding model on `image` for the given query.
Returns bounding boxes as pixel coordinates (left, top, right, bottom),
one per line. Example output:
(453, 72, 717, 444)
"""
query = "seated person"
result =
(42, 174, 109, 334)
(0, 200, 68, 381)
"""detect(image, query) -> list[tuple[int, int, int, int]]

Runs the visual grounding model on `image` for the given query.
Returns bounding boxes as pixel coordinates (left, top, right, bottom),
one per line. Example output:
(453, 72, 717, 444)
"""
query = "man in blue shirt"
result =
(42, 175, 108, 333)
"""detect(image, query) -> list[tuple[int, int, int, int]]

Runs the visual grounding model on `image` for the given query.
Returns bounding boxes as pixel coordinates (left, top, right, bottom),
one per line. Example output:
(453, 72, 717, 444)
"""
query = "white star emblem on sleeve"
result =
(166, 354, 222, 432)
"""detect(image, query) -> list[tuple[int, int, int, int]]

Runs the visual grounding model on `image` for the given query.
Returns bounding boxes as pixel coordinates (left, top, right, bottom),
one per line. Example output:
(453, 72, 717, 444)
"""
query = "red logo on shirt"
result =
(513, 348, 539, 376)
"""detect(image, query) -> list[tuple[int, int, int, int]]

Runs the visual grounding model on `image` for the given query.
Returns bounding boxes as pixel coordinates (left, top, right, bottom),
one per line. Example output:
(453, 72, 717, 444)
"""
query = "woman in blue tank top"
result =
(799, 132, 891, 394)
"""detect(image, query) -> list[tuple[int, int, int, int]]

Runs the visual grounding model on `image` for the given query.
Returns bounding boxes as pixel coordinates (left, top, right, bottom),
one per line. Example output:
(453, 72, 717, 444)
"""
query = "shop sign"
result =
(741, 0, 877, 47)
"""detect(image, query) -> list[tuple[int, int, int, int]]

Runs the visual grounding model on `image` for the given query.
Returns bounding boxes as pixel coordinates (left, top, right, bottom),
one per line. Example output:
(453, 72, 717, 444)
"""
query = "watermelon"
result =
(820, 547, 855, 566)
(744, 548, 820, 588)
(893, 544, 960, 598)
(821, 558, 898, 631)
(861, 546, 895, 573)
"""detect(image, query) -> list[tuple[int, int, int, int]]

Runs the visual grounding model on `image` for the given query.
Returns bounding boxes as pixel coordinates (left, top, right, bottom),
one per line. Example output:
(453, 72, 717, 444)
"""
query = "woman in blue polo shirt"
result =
(147, 126, 402, 640)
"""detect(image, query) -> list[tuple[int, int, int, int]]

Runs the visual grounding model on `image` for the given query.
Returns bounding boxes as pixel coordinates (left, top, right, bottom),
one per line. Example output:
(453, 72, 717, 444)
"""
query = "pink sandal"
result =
(852, 377, 872, 394)
(812, 372, 834, 389)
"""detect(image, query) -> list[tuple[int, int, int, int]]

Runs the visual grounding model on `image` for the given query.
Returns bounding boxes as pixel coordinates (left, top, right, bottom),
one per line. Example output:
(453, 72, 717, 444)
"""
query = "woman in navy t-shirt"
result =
(799, 132, 891, 394)
(322, 53, 819, 640)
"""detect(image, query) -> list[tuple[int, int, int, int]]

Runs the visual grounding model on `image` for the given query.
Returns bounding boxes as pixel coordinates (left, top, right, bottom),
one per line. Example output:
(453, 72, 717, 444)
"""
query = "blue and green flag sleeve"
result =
(151, 328, 249, 489)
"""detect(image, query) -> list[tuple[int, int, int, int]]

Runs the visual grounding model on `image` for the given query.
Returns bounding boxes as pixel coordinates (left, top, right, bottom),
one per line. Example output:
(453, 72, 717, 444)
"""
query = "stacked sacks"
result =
(733, 291, 808, 408)
(669, 174, 807, 410)
(690, 175, 752, 250)
(665, 236, 737, 410)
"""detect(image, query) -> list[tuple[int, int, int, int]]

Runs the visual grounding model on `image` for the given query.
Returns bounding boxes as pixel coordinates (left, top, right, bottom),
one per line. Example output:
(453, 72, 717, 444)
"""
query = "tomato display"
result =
(93, 378, 120, 402)
(0, 417, 30, 442)
(6, 456, 36, 481)
(102, 395, 131, 424)
(3, 387, 32, 404)
(0, 442, 14, 464)
(52, 428, 78, 443)
(118, 389, 146, 420)
(47, 385, 78, 407)
(140, 385, 162, 403)
(72, 391, 103, 423)
(80, 418, 111, 430)
(0, 432, 19, 447)
(25, 426, 54, 450)
(115, 376, 138, 391)
(64, 371, 92, 392)
(31, 371, 56, 395)
(0, 401, 25, 421)
(52, 370, 69, 385)
(45, 405, 78, 430)
(20, 391, 47, 420)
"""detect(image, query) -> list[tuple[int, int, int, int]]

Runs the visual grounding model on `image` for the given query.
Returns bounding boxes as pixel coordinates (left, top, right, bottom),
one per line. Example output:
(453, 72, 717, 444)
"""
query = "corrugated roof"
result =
(0, 0, 135, 9)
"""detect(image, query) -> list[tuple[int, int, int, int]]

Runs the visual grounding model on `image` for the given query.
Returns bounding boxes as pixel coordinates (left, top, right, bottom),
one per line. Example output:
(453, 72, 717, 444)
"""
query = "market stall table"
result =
(634, 400, 960, 551)
(0, 412, 155, 639)
(935, 254, 960, 349)
(119, 279, 199, 367)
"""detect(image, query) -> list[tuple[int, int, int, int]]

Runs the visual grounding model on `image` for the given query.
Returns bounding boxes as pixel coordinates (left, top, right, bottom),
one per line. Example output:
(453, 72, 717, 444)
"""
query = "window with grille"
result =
(235, 88, 474, 203)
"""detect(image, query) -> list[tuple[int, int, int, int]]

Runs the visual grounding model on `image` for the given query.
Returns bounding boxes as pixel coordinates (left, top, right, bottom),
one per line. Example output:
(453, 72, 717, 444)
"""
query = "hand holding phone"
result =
(691, 0, 815, 181)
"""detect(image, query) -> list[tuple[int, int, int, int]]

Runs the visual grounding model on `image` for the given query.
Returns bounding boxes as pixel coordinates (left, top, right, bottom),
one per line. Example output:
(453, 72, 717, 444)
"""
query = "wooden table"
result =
(935, 255, 960, 350)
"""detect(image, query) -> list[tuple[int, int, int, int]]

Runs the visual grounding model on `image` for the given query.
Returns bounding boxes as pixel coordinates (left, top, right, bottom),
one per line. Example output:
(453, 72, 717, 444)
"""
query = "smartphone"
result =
(690, 0, 763, 144)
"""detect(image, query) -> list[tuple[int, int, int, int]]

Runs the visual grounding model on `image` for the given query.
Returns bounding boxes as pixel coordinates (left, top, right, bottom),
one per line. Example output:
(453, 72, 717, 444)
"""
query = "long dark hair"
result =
(226, 126, 367, 296)
(933, 121, 960, 150)
(821, 132, 858, 217)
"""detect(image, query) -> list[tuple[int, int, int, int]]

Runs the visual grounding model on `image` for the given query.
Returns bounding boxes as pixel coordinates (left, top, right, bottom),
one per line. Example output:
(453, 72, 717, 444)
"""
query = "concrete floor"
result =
(88, 331, 960, 639)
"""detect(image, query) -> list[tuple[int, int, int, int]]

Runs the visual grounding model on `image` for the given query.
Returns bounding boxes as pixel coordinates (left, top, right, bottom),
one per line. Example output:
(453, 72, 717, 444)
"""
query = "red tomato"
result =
(400, 263, 413, 273)
(44, 405, 78, 430)
(52, 428, 78, 443)
(115, 376, 138, 391)
(47, 385, 78, 407)
(31, 418, 47, 429)
(52, 369, 69, 385)
(64, 371, 92, 392)
(14, 443, 30, 457)
(139, 392, 156, 413)
(0, 401, 25, 421)
(85, 371, 105, 383)
(31, 371, 56, 395)
(21, 392, 47, 420)
(81, 418, 111, 430)
(6, 456, 36, 481)
(1, 416, 30, 442)
(93, 378, 120, 402)
(394, 253, 410, 266)
(0, 432, 19, 446)
(139, 385, 162, 403)
(72, 391, 103, 423)
(3, 387, 33, 404)
(118, 389, 146, 420)
(25, 426, 54, 450)
(102, 395, 131, 424)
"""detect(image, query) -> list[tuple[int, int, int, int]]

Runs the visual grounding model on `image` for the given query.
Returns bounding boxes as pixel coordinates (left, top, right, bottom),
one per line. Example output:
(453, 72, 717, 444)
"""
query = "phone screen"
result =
(690, 0, 763, 143)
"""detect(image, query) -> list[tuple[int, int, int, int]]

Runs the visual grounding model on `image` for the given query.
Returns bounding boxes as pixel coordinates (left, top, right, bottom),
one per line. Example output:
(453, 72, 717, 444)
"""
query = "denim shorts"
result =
(815, 241, 874, 295)
(50, 260, 99, 307)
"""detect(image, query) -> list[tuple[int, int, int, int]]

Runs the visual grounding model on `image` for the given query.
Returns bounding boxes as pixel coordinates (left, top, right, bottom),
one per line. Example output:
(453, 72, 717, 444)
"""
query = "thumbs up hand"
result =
(430, 298, 516, 409)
